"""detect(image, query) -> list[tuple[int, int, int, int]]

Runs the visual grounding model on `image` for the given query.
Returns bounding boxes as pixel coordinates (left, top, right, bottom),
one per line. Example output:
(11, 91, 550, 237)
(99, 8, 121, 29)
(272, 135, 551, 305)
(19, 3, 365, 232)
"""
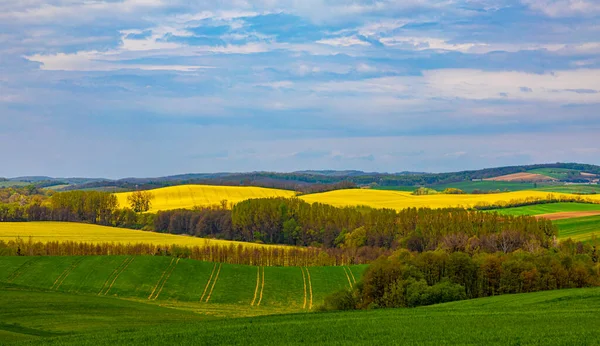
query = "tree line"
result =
(1, 192, 558, 255)
(320, 240, 600, 311)
(0, 238, 388, 266)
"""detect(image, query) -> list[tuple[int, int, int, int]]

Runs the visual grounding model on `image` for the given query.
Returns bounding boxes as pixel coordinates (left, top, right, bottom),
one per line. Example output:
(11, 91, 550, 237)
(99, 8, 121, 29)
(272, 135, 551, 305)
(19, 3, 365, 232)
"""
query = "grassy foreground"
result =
(2, 285, 600, 345)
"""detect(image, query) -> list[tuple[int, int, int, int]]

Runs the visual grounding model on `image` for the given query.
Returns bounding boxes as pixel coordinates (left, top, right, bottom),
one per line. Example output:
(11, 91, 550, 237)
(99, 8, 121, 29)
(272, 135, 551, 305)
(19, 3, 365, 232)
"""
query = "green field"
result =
(488, 202, 600, 216)
(0, 256, 366, 316)
(528, 168, 581, 180)
(554, 215, 600, 242)
(535, 185, 600, 194)
(374, 181, 536, 193)
(2, 284, 600, 345)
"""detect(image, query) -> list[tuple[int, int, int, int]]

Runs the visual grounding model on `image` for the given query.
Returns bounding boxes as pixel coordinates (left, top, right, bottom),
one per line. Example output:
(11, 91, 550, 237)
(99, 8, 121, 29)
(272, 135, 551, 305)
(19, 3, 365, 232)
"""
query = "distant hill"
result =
(7, 162, 600, 192)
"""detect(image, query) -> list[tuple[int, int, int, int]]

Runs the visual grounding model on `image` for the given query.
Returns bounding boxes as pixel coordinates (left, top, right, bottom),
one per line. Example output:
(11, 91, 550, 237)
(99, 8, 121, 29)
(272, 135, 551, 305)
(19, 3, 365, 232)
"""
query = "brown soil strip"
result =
(535, 211, 600, 221)
(200, 263, 217, 302)
(484, 172, 556, 182)
(205, 263, 222, 303)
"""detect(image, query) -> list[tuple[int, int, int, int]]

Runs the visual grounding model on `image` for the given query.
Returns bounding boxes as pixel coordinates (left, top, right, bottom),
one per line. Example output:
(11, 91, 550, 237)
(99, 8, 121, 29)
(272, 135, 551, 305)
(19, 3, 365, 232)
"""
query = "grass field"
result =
(0, 256, 366, 317)
(373, 181, 536, 193)
(300, 189, 600, 210)
(554, 215, 600, 242)
(115, 185, 297, 212)
(0, 222, 283, 250)
(488, 202, 600, 216)
(535, 185, 600, 194)
(528, 168, 581, 180)
(2, 284, 600, 345)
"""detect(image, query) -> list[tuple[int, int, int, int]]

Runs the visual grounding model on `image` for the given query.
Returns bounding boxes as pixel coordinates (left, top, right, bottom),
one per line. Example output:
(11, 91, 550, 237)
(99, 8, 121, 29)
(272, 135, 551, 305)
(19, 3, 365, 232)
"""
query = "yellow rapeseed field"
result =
(0, 222, 280, 250)
(115, 185, 297, 212)
(299, 189, 600, 210)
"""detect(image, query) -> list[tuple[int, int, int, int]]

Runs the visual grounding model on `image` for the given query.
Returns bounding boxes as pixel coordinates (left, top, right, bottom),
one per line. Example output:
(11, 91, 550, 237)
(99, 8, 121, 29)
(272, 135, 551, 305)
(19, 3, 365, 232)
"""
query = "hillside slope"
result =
(3, 285, 600, 345)
(115, 185, 297, 212)
(0, 256, 366, 315)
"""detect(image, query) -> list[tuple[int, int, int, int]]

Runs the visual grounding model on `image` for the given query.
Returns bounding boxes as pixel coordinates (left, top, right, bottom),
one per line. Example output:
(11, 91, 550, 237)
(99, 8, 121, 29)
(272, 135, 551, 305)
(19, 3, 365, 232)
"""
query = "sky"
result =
(1, 0, 600, 178)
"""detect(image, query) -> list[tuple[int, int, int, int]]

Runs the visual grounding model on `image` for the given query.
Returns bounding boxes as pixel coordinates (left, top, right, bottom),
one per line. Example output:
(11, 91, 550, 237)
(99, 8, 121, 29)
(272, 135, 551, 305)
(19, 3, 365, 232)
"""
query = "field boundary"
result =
(205, 263, 222, 303)
(200, 263, 217, 302)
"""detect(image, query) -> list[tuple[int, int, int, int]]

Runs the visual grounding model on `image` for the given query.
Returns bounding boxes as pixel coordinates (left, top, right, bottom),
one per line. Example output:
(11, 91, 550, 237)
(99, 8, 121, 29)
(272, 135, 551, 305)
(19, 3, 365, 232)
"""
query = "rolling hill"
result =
(115, 185, 297, 212)
(0, 222, 283, 250)
(2, 283, 600, 345)
(0, 256, 366, 316)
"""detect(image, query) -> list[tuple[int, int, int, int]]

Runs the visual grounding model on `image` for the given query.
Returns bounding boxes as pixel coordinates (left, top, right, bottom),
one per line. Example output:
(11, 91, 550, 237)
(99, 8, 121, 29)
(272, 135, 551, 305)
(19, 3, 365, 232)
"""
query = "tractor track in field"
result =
(347, 266, 357, 284)
(5, 258, 39, 283)
(51, 258, 84, 290)
(342, 267, 353, 289)
(251, 266, 260, 306)
(205, 263, 222, 303)
(148, 258, 178, 300)
(304, 267, 313, 310)
(98, 257, 134, 296)
(200, 263, 217, 302)
(257, 267, 265, 307)
(153, 258, 180, 300)
(301, 267, 308, 309)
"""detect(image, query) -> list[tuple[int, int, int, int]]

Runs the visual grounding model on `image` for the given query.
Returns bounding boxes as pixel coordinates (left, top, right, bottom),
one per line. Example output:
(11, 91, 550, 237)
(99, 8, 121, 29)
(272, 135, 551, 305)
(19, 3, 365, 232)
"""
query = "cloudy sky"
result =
(1, 0, 600, 178)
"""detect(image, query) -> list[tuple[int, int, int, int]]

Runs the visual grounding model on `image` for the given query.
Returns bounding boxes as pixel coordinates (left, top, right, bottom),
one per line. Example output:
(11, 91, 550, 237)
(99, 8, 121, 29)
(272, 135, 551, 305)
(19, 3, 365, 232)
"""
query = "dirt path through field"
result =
(535, 211, 600, 220)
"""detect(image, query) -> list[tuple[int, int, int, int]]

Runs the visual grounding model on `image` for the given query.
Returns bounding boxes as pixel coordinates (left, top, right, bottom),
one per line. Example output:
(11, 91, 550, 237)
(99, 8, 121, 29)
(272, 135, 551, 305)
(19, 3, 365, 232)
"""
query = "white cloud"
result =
(522, 0, 600, 17)
(26, 51, 210, 71)
(316, 36, 370, 47)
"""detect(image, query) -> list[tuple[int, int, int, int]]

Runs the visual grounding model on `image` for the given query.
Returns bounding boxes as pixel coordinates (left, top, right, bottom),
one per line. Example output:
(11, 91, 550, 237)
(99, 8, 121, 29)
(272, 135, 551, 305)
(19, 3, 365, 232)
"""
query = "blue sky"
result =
(1, 0, 600, 178)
